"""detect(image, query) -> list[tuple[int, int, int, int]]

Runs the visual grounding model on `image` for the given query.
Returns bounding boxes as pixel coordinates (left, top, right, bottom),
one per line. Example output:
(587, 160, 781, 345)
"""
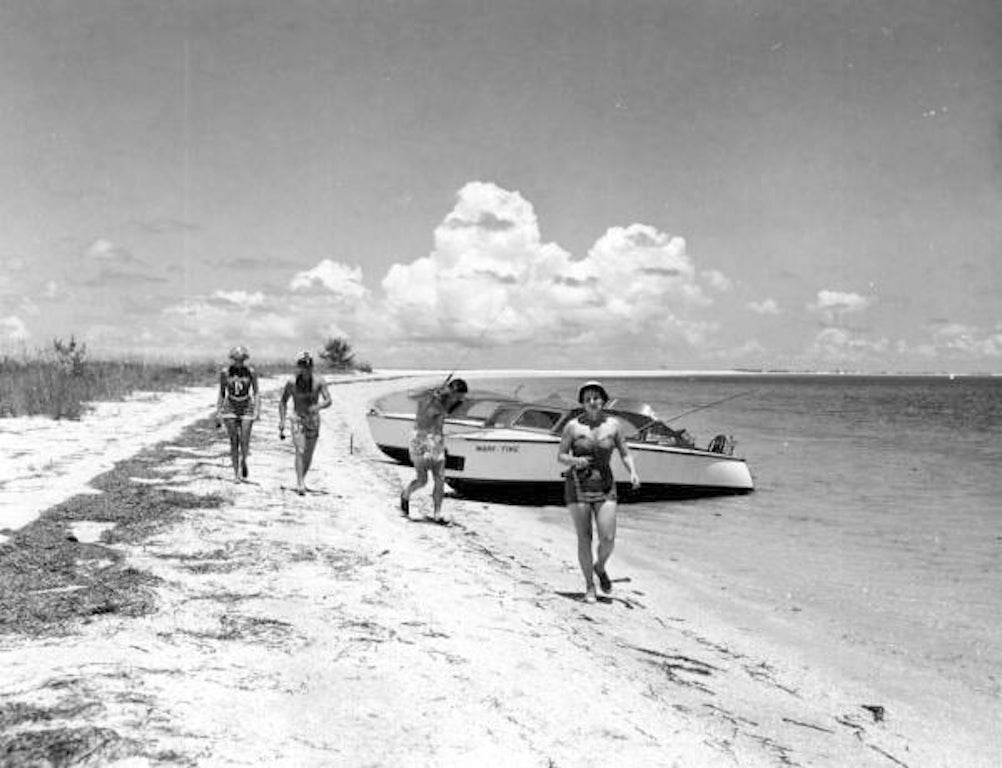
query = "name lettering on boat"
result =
(475, 444, 519, 453)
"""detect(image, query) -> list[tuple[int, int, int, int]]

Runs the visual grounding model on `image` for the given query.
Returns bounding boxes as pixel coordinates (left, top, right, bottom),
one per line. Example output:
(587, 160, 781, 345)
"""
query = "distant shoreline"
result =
(372, 368, 1000, 379)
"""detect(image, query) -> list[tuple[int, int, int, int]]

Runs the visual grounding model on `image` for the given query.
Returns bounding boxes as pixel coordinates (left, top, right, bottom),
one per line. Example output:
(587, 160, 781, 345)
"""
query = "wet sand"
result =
(0, 375, 984, 766)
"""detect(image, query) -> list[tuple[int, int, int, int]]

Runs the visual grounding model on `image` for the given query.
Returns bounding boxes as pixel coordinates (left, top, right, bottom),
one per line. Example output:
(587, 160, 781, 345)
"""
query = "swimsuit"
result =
(221, 366, 254, 420)
(564, 429, 617, 505)
(409, 430, 446, 466)
(291, 412, 321, 448)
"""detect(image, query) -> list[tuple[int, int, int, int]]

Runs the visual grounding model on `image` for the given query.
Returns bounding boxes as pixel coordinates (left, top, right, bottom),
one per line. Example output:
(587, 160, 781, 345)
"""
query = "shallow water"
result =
(477, 374, 1002, 704)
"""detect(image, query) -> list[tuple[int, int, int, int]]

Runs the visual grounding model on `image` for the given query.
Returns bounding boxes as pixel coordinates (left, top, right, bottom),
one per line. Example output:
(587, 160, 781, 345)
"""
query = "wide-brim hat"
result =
(228, 345, 250, 361)
(577, 380, 610, 404)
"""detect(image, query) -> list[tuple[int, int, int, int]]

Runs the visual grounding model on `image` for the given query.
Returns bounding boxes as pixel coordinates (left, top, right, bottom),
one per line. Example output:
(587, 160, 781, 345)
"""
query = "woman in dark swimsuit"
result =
(215, 346, 260, 483)
(557, 380, 640, 603)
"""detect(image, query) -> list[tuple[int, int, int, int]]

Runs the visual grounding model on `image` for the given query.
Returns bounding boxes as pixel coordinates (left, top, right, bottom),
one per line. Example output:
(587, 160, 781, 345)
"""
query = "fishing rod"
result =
(441, 302, 511, 388)
(660, 389, 756, 424)
(622, 389, 755, 437)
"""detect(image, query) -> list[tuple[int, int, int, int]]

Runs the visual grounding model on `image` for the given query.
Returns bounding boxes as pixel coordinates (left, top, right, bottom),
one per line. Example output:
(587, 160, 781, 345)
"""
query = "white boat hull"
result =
(366, 412, 482, 465)
(444, 428, 754, 502)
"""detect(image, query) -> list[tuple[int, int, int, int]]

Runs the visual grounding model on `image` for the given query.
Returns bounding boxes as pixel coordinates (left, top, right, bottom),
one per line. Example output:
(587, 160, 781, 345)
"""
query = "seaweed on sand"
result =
(0, 418, 226, 637)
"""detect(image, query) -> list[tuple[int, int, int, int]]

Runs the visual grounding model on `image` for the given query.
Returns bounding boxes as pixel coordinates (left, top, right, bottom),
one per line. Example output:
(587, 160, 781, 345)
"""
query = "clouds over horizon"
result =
(5, 182, 999, 371)
(379, 182, 721, 357)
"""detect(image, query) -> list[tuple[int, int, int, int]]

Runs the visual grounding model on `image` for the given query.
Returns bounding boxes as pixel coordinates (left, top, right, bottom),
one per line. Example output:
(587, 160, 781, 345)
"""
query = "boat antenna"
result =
(442, 303, 511, 387)
(661, 389, 756, 424)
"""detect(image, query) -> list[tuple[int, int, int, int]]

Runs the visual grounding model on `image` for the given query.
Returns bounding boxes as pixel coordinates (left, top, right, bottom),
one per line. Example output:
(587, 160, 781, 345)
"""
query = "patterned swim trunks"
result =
(291, 412, 321, 440)
(408, 430, 445, 466)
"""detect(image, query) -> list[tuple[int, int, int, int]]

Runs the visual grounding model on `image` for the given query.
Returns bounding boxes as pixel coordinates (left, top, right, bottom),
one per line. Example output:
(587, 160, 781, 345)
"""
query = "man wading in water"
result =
(400, 378, 468, 524)
(278, 351, 332, 496)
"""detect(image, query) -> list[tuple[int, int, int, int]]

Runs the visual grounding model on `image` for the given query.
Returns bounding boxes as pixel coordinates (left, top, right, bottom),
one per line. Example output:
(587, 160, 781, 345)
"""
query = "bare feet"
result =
(594, 565, 612, 593)
(583, 585, 597, 604)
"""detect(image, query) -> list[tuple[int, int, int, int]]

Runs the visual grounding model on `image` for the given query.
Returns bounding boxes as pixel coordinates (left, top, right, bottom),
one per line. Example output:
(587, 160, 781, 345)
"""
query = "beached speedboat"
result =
(366, 388, 525, 466)
(442, 402, 754, 503)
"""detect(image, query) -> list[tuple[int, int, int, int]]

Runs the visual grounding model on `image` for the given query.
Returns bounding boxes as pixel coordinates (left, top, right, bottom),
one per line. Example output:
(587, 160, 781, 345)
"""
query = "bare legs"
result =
(568, 499, 617, 602)
(224, 419, 253, 482)
(293, 434, 318, 495)
(402, 461, 450, 522)
(239, 419, 253, 478)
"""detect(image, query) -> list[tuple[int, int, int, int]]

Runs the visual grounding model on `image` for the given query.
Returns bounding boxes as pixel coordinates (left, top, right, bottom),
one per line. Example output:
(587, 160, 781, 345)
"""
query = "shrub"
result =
(320, 337, 356, 371)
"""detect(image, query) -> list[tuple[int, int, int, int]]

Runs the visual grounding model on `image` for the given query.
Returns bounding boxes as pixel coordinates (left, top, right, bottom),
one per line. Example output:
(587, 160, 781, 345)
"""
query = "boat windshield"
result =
(485, 405, 567, 432)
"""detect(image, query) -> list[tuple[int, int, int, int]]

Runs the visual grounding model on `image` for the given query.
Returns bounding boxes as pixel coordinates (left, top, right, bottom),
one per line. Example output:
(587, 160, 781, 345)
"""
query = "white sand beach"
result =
(0, 375, 994, 766)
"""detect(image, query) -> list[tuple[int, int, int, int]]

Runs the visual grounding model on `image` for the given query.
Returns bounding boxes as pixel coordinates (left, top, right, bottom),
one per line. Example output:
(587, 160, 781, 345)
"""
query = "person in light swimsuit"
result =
(557, 380, 640, 604)
(215, 345, 260, 483)
(278, 350, 332, 495)
(400, 378, 468, 523)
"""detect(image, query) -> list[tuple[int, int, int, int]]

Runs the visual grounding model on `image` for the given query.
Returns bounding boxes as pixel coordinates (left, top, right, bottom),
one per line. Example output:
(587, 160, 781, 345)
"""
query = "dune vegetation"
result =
(0, 338, 218, 420)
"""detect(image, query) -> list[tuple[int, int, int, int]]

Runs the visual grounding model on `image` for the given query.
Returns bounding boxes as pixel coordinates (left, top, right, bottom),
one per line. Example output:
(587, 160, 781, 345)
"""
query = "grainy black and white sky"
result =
(2, 0, 1000, 371)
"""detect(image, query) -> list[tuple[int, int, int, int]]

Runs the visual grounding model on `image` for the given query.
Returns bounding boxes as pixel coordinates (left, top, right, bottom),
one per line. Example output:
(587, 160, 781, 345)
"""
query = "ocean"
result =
(475, 373, 1002, 710)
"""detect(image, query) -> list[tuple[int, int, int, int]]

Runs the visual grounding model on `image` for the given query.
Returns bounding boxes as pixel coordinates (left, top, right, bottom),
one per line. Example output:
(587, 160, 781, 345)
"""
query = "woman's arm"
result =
(278, 382, 291, 436)
(251, 369, 261, 420)
(615, 424, 641, 488)
(557, 423, 587, 469)
(215, 370, 227, 419)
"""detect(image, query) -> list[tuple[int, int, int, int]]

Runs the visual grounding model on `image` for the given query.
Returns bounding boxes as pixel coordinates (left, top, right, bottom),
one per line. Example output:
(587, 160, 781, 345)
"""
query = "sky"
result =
(1, 0, 1000, 373)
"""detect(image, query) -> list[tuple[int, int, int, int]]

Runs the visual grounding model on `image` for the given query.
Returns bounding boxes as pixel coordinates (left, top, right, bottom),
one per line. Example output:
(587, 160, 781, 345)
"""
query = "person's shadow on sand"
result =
(555, 590, 637, 609)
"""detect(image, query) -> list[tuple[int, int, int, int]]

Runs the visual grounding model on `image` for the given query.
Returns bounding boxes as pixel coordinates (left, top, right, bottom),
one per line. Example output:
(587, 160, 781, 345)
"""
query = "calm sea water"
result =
(476, 374, 1002, 703)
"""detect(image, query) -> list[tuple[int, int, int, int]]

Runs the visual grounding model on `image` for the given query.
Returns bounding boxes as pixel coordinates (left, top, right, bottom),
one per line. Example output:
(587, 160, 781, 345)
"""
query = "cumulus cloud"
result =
(809, 327, 889, 365)
(210, 290, 267, 309)
(289, 260, 368, 300)
(76, 238, 162, 285)
(747, 298, 780, 315)
(808, 290, 871, 325)
(0, 315, 30, 341)
(85, 238, 137, 263)
(163, 298, 298, 344)
(927, 323, 1002, 358)
(701, 269, 732, 292)
(380, 181, 722, 354)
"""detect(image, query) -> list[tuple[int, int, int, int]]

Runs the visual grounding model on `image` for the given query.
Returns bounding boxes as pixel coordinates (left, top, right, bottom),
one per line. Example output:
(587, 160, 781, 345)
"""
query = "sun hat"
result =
(296, 350, 314, 367)
(228, 345, 250, 361)
(577, 380, 609, 404)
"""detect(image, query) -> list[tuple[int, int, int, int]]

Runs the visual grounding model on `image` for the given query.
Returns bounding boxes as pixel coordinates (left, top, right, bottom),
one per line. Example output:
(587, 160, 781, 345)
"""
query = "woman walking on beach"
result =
(558, 380, 640, 603)
(278, 350, 332, 495)
(400, 378, 468, 524)
(215, 345, 260, 483)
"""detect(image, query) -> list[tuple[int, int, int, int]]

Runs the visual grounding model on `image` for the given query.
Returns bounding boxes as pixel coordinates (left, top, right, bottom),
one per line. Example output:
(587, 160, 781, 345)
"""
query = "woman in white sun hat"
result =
(215, 345, 260, 483)
(557, 380, 640, 604)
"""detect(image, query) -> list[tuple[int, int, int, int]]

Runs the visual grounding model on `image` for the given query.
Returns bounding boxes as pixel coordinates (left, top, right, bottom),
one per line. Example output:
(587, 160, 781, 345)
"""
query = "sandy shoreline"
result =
(0, 376, 990, 766)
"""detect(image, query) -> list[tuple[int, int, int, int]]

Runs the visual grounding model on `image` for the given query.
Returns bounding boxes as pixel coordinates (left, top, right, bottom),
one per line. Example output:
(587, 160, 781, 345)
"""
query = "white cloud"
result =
(162, 299, 298, 346)
(701, 269, 732, 292)
(809, 328, 889, 364)
(0, 315, 30, 341)
(929, 323, 1002, 358)
(210, 290, 267, 308)
(379, 182, 722, 355)
(746, 298, 780, 315)
(808, 290, 871, 325)
(289, 259, 368, 300)
(85, 239, 118, 258)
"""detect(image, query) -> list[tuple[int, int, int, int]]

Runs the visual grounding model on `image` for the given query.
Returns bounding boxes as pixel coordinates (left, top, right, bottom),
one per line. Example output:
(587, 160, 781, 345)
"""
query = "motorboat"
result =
(366, 388, 524, 465)
(442, 401, 754, 503)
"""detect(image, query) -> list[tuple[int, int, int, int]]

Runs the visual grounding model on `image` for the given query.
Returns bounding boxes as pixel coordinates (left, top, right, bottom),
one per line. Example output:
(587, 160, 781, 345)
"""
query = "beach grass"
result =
(0, 340, 218, 420)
